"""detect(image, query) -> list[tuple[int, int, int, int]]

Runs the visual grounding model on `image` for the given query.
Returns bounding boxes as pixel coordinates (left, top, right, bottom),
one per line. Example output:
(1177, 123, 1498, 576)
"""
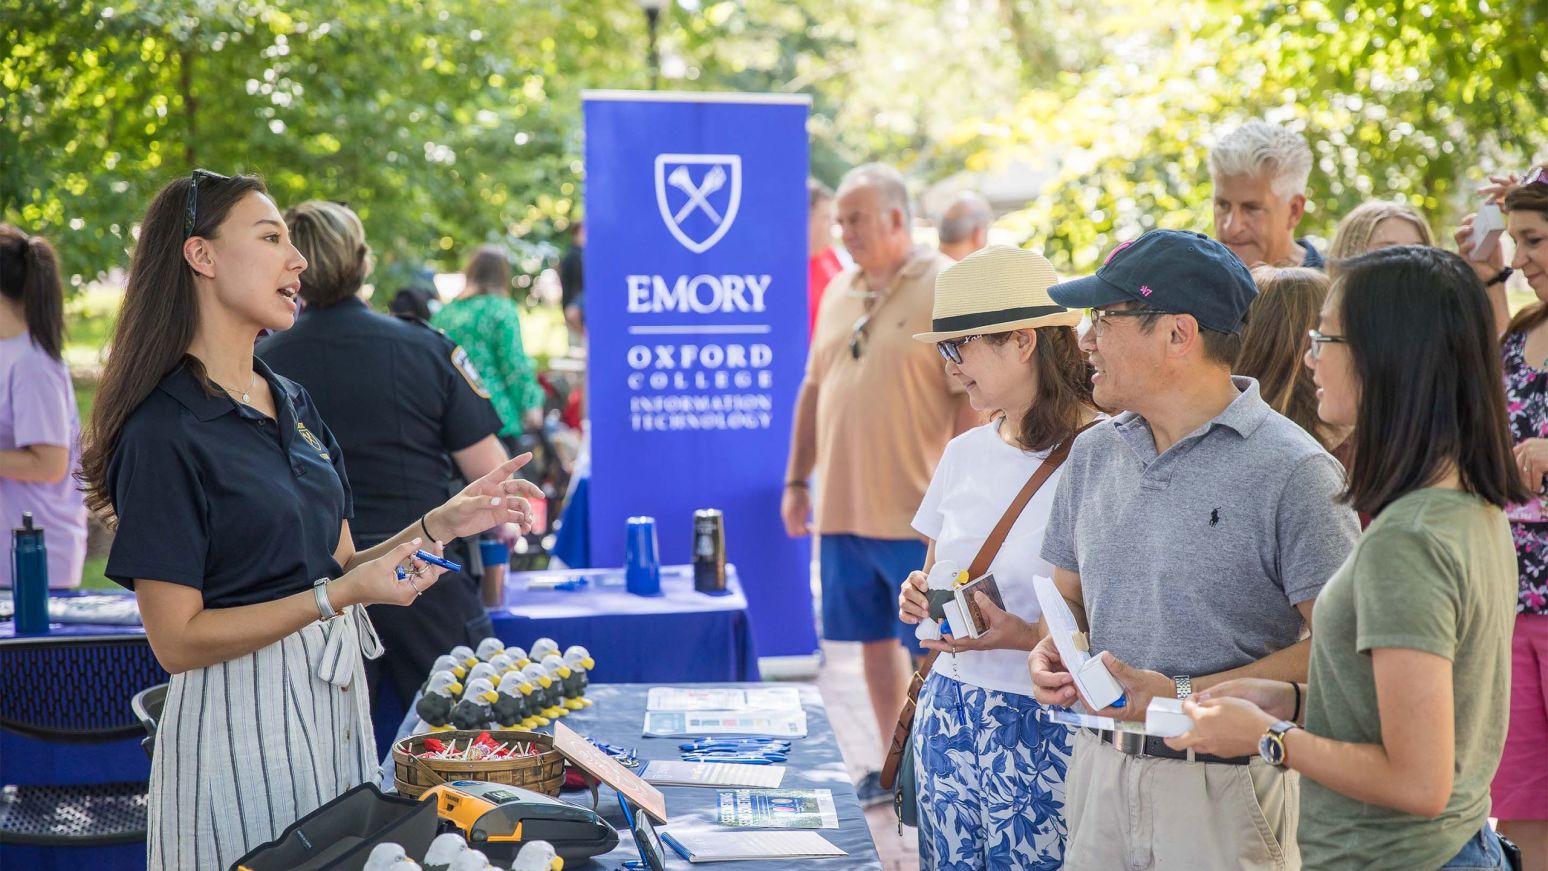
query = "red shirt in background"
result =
(808, 247, 843, 337)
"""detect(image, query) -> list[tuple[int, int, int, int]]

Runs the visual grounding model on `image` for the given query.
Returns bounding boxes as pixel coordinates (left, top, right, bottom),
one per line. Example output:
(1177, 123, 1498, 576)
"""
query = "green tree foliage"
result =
(5, 0, 1545, 286)
(981, 0, 1548, 271)
(2, 0, 648, 286)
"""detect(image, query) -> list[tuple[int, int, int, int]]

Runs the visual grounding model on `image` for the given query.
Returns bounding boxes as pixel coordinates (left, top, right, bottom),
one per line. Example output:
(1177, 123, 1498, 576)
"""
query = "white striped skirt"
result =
(147, 605, 383, 871)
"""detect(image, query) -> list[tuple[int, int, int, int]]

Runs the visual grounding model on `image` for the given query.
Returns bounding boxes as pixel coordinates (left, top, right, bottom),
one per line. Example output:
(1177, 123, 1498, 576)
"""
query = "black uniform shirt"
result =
(105, 358, 353, 608)
(256, 297, 502, 547)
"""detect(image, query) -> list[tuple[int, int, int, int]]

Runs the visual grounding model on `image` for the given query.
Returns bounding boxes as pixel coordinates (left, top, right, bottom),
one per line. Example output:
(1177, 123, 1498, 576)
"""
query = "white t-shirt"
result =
(911, 420, 1066, 697)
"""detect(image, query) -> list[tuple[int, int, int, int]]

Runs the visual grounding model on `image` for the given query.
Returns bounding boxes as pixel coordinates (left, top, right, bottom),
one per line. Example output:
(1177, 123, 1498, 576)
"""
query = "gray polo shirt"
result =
(1041, 376, 1359, 677)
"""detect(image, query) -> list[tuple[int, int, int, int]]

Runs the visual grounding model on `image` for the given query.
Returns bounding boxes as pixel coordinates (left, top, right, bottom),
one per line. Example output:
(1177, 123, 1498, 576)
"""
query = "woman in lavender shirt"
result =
(0, 225, 86, 588)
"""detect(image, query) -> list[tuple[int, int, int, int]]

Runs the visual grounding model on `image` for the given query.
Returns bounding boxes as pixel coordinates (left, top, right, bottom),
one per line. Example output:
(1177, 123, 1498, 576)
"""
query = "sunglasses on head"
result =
(183, 168, 231, 240)
(1524, 166, 1548, 189)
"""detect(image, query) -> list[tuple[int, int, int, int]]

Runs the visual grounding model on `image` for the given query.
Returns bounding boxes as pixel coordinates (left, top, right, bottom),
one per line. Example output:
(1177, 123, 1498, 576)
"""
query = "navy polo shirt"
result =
(105, 358, 353, 608)
(256, 297, 502, 547)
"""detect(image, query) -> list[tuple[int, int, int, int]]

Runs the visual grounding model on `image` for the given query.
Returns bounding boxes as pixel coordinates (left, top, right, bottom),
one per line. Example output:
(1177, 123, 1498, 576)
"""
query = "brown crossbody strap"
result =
(879, 423, 1092, 790)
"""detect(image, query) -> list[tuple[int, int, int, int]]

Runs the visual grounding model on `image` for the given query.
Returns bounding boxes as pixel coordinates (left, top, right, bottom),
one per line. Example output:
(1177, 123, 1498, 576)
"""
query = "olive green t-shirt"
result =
(1300, 488, 1515, 870)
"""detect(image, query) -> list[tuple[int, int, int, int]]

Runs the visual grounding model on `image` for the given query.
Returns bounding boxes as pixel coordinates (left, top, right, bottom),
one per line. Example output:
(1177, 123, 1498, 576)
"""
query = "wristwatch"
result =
(1259, 720, 1298, 767)
(1172, 675, 1193, 700)
(312, 577, 343, 622)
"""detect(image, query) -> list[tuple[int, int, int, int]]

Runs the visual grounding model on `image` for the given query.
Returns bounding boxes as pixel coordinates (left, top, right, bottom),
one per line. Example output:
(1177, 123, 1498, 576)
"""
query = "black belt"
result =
(1082, 727, 1253, 766)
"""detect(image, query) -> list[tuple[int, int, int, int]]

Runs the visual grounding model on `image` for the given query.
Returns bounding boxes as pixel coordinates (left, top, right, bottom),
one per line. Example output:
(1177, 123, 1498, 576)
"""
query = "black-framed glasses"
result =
(1306, 329, 1349, 359)
(935, 334, 983, 364)
(849, 313, 871, 360)
(183, 169, 230, 240)
(1086, 307, 1172, 337)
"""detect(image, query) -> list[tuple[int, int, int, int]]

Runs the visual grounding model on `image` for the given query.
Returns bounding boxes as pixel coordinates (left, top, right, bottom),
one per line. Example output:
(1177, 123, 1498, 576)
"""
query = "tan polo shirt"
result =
(805, 245, 966, 540)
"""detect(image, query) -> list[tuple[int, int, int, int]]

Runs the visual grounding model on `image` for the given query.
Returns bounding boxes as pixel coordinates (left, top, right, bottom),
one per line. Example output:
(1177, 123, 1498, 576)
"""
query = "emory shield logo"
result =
(654, 153, 742, 254)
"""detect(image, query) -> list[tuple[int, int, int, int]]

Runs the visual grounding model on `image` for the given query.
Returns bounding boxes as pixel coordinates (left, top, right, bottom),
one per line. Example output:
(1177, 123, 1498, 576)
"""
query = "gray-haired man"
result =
(1210, 120, 1324, 269)
(936, 191, 992, 261)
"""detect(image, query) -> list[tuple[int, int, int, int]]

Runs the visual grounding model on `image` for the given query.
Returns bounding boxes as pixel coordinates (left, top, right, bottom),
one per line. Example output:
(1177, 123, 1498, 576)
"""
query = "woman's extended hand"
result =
(426, 453, 544, 541)
(335, 538, 446, 607)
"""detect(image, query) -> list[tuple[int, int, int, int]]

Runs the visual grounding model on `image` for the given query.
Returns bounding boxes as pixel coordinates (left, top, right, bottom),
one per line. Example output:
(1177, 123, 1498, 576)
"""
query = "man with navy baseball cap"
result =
(1029, 229, 1358, 869)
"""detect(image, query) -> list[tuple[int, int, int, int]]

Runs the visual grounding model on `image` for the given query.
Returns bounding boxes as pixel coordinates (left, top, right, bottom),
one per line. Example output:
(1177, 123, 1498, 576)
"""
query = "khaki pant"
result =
(1064, 729, 1300, 871)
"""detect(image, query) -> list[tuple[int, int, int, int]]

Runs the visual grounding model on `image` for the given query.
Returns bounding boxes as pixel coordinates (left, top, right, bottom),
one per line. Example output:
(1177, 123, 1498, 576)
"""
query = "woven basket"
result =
(391, 730, 565, 800)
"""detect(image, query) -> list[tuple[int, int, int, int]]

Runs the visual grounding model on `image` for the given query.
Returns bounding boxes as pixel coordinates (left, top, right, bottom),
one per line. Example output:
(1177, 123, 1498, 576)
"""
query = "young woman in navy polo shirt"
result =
(78, 172, 539, 871)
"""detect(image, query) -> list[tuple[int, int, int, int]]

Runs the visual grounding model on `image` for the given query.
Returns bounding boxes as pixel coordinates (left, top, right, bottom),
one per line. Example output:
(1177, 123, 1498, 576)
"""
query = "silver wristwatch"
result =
(312, 577, 342, 622)
(1172, 675, 1193, 700)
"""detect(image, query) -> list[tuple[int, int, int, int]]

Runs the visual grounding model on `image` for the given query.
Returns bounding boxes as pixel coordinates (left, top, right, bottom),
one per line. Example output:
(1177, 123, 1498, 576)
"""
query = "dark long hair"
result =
(982, 325, 1094, 451)
(0, 225, 66, 361)
(1238, 266, 1330, 447)
(1503, 165, 1548, 337)
(1338, 245, 1529, 515)
(79, 172, 268, 521)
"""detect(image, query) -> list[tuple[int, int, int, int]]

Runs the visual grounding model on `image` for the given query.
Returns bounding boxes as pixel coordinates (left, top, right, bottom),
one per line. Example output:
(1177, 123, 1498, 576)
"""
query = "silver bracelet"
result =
(312, 577, 342, 622)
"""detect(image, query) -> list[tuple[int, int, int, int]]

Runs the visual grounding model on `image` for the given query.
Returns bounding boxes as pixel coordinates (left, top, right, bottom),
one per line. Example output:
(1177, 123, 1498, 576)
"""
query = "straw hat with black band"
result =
(913, 245, 1082, 344)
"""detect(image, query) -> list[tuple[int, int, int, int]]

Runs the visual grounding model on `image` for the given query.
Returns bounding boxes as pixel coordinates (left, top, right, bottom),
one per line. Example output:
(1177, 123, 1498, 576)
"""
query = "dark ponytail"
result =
(0, 225, 66, 361)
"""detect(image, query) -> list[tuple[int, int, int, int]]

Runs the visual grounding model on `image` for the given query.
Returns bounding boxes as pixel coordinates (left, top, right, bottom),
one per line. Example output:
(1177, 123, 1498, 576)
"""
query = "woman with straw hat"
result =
(897, 245, 1098, 869)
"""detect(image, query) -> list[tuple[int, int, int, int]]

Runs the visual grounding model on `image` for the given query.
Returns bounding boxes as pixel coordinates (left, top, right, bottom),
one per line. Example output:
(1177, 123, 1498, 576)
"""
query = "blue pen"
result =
(415, 549, 462, 572)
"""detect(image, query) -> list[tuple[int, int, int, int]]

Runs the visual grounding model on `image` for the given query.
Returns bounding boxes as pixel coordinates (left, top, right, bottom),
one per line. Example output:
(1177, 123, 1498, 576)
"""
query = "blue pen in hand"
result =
(415, 549, 461, 572)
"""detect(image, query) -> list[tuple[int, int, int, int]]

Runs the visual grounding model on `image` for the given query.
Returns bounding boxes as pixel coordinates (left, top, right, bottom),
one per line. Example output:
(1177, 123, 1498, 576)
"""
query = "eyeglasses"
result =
(849, 313, 871, 360)
(1306, 329, 1349, 359)
(1085, 307, 1172, 337)
(1525, 166, 1548, 189)
(183, 169, 230, 240)
(934, 335, 983, 364)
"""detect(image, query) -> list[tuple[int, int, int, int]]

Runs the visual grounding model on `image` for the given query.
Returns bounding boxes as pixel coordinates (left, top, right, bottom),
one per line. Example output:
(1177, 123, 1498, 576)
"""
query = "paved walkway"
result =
(815, 640, 921, 871)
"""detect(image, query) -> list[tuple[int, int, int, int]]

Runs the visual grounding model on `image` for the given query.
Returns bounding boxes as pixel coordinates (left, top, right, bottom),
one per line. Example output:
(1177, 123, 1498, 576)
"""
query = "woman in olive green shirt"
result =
(1169, 245, 1527, 870)
(432, 245, 545, 440)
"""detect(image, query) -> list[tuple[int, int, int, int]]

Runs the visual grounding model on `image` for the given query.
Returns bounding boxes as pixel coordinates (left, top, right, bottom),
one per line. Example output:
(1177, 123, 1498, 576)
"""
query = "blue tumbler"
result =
(12, 512, 51, 635)
(624, 516, 662, 597)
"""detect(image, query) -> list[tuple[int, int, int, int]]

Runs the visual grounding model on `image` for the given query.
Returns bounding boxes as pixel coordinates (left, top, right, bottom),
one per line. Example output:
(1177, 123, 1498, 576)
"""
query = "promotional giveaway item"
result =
(1032, 574, 1126, 710)
(1468, 202, 1506, 261)
(418, 781, 617, 865)
(913, 560, 962, 643)
(692, 508, 729, 594)
(624, 516, 662, 596)
(11, 512, 50, 634)
(1041, 697, 1193, 738)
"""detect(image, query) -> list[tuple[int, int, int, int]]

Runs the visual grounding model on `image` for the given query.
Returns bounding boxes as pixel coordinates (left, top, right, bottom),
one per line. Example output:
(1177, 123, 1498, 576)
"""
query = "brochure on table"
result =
(644, 686, 808, 737)
(716, 789, 839, 829)
(660, 828, 847, 862)
(644, 760, 786, 789)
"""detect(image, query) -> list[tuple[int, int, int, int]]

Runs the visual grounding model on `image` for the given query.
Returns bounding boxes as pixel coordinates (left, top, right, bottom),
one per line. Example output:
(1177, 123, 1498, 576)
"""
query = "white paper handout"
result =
(647, 687, 802, 713)
(643, 760, 786, 789)
(643, 709, 808, 738)
(660, 829, 847, 862)
(1032, 575, 1126, 710)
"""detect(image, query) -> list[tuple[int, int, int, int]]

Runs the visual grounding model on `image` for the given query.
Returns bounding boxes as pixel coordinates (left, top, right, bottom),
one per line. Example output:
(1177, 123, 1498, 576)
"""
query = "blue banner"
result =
(583, 91, 816, 658)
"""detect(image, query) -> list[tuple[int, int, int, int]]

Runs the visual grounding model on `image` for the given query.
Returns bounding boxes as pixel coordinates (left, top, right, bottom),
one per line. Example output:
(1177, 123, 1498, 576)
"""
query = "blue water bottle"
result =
(624, 516, 662, 597)
(12, 512, 51, 635)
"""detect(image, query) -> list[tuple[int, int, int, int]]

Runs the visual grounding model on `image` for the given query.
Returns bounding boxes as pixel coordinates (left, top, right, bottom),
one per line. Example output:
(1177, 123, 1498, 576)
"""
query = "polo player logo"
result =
(654, 153, 742, 254)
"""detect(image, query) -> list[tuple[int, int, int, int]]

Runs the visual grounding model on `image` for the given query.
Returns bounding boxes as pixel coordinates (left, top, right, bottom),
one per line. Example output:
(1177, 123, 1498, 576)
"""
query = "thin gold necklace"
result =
(216, 369, 258, 405)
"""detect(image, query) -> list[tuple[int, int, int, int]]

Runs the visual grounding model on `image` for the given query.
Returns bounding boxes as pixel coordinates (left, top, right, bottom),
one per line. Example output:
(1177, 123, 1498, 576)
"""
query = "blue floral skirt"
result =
(913, 670, 1071, 870)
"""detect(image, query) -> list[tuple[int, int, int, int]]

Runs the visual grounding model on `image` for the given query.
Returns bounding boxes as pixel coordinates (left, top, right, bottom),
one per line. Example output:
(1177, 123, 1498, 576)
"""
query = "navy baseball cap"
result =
(1047, 229, 1258, 334)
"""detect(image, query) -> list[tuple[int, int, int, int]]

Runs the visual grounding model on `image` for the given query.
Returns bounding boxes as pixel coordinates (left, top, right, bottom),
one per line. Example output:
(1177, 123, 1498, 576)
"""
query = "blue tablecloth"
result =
(379, 683, 882, 870)
(370, 564, 759, 752)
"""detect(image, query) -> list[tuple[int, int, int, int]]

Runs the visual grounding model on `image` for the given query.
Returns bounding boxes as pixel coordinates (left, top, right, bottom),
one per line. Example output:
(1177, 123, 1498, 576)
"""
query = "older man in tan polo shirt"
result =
(783, 162, 974, 803)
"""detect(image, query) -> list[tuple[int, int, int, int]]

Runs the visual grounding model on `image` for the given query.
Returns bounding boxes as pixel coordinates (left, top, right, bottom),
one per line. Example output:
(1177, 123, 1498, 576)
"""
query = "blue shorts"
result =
(819, 534, 925, 653)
